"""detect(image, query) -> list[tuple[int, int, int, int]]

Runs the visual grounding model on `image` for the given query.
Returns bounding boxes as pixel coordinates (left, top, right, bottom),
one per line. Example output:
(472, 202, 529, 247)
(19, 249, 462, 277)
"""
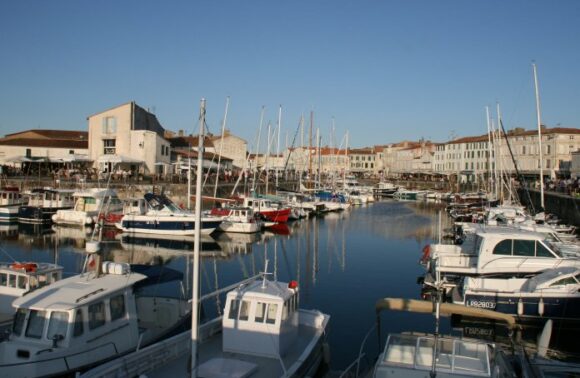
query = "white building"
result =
(0, 129, 88, 163)
(87, 102, 171, 175)
(209, 130, 248, 170)
(432, 126, 580, 183)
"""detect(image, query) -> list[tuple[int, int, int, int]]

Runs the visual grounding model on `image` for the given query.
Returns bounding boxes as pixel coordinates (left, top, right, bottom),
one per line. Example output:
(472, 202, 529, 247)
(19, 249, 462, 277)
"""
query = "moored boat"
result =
(117, 193, 222, 235)
(217, 206, 263, 233)
(78, 269, 330, 378)
(0, 262, 190, 377)
(18, 188, 75, 224)
(0, 187, 26, 222)
(0, 261, 63, 328)
(52, 188, 123, 226)
(452, 267, 580, 322)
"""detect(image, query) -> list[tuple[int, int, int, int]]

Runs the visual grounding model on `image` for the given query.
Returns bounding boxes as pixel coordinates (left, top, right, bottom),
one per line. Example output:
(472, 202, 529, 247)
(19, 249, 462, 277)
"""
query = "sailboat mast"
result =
(213, 96, 230, 200)
(485, 106, 494, 199)
(252, 107, 265, 193)
(533, 63, 545, 210)
(276, 105, 282, 190)
(191, 98, 206, 377)
(309, 111, 313, 187)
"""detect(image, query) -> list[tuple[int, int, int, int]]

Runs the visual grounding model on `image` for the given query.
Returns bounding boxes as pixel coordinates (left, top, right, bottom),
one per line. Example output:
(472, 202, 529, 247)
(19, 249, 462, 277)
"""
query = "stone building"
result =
(432, 126, 580, 183)
(87, 101, 171, 175)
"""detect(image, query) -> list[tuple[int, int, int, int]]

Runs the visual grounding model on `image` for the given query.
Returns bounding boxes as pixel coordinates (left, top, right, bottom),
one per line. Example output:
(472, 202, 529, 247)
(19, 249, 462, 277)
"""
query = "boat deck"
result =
(146, 320, 323, 378)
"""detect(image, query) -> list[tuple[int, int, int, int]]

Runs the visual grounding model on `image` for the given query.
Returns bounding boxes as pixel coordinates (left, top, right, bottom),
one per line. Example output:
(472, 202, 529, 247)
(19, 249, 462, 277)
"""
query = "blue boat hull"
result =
(120, 219, 222, 235)
(18, 206, 72, 224)
(464, 293, 580, 321)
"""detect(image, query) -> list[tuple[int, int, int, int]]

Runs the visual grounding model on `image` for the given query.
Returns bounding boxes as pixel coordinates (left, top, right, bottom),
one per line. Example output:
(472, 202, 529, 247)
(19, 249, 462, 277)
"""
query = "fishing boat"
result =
(117, 193, 222, 235)
(17, 188, 75, 224)
(52, 188, 123, 226)
(393, 188, 418, 200)
(0, 187, 26, 222)
(241, 196, 292, 224)
(78, 268, 330, 378)
(0, 262, 63, 328)
(452, 267, 580, 321)
(0, 262, 190, 377)
(373, 181, 399, 197)
(217, 206, 263, 233)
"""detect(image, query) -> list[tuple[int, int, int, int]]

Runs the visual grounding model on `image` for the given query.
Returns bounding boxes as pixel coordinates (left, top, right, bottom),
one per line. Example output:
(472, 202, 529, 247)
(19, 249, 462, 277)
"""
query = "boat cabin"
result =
(0, 262, 63, 315)
(0, 188, 24, 207)
(520, 267, 580, 293)
(123, 198, 148, 215)
(73, 189, 122, 213)
(223, 278, 299, 358)
(25, 189, 75, 209)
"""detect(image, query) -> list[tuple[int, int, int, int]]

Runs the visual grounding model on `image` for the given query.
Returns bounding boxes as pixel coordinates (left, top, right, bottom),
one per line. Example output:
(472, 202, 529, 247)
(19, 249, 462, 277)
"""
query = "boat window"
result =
(228, 299, 240, 320)
(73, 309, 84, 337)
(0, 273, 6, 286)
(18, 275, 27, 289)
(13, 308, 27, 336)
(266, 304, 278, 325)
(550, 277, 577, 287)
(492, 239, 512, 256)
(513, 240, 535, 257)
(239, 301, 250, 321)
(25, 310, 46, 339)
(255, 302, 266, 323)
(537, 242, 556, 258)
(47, 311, 69, 340)
(88, 302, 106, 330)
(110, 294, 126, 321)
(9, 274, 17, 288)
(85, 197, 96, 205)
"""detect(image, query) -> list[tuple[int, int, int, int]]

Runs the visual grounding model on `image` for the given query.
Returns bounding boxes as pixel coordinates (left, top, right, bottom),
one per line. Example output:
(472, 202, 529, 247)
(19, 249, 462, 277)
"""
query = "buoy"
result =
(538, 298, 545, 316)
(517, 298, 524, 316)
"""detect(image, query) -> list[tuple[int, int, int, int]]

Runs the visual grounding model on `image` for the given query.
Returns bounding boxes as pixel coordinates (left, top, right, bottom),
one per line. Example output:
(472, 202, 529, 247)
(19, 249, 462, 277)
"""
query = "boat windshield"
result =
(543, 240, 563, 258)
(382, 334, 491, 376)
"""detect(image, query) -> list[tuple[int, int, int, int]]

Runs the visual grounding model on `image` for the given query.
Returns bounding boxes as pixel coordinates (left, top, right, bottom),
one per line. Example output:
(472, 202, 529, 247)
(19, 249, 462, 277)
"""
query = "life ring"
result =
(420, 245, 431, 263)
(12, 262, 38, 272)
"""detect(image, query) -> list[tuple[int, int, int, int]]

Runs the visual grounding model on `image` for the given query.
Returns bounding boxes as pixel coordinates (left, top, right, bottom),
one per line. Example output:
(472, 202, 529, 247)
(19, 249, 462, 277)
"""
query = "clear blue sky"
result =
(1, 0, 579, 151)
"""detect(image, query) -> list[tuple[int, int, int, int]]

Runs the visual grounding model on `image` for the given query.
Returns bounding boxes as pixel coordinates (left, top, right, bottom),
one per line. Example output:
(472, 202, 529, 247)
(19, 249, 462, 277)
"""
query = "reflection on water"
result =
(0, 199, 578, 369)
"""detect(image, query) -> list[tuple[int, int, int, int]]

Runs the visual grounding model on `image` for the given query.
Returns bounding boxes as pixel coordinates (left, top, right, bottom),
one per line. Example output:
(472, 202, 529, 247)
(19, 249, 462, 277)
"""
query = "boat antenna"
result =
(261, 258, 273, 288)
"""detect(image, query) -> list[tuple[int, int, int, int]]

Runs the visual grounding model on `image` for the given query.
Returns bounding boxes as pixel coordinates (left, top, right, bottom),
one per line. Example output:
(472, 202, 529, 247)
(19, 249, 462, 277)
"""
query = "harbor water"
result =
(1, 199, 579, 374)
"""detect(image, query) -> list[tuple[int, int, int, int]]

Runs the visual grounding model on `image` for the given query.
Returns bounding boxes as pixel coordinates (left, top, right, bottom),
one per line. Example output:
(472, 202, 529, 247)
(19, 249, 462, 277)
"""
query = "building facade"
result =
(88, 101, 171, 175)
(0, 129, 89, 164)
(432, 127, 580, 183)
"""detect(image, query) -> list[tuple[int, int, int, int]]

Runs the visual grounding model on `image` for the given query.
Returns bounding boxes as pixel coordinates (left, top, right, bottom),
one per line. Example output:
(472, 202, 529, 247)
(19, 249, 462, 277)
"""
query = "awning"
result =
(0, 156, 46, 163)
(59, 154, 92, 163)
(97, 154, 143, 164)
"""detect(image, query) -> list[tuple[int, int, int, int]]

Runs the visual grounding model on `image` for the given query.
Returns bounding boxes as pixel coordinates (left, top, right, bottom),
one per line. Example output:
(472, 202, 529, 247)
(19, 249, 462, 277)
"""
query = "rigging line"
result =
(283, 116, 304, 174)
(0, 243, 18, 263)
(499, 119, 536, 214)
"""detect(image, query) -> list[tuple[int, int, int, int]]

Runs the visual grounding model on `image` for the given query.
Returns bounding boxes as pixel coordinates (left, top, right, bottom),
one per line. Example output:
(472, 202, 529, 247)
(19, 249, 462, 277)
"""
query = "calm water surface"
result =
(1, 199, 579, 372)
